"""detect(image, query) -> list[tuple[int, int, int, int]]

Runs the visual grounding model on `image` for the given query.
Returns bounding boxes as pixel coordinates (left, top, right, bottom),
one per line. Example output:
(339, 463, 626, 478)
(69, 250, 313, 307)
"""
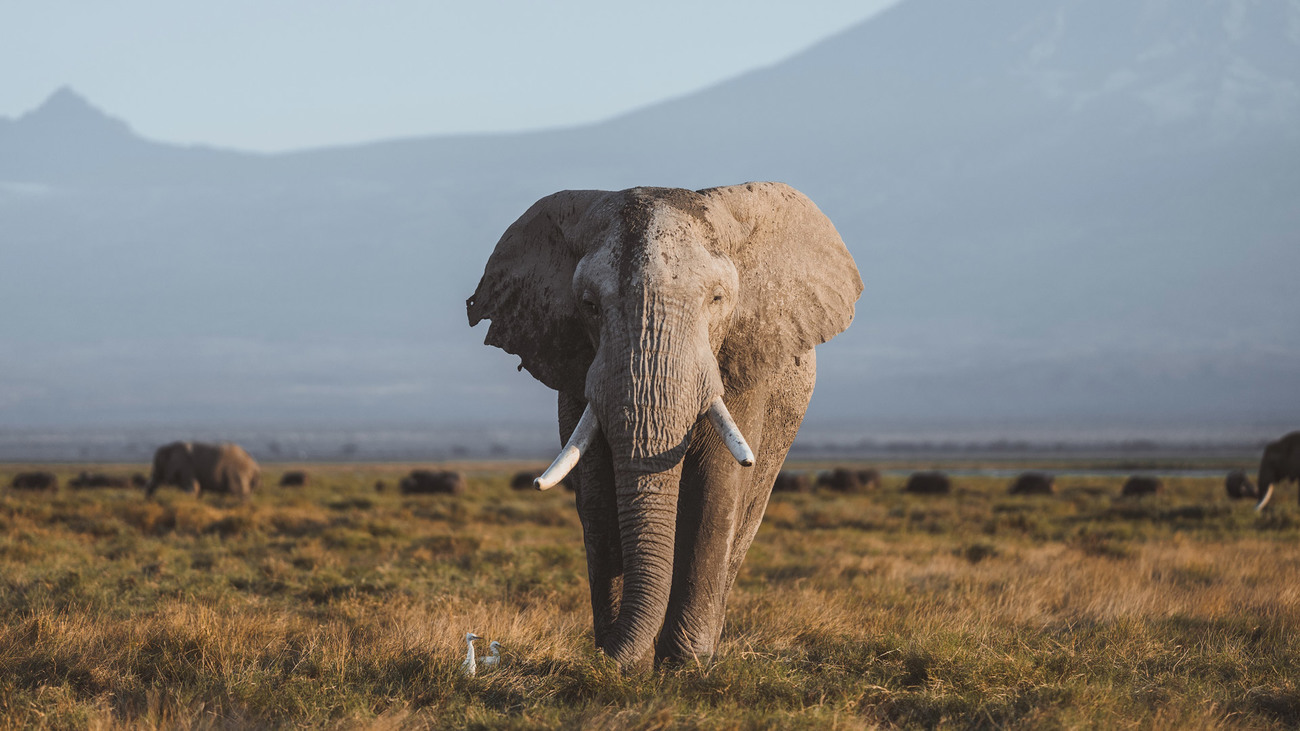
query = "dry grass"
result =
(1, 463, 1298, 729)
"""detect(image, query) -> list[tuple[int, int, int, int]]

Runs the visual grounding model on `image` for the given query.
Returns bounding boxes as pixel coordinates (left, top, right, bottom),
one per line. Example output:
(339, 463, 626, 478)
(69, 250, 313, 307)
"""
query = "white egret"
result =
(480, 640, 502, 668)
(461, 632, 483, 676)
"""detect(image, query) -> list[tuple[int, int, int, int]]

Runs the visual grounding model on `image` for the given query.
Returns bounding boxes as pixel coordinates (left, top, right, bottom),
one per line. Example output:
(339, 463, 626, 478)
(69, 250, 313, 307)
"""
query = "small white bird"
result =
(462, 632, 483, 676)
(480, 640, 503, 668)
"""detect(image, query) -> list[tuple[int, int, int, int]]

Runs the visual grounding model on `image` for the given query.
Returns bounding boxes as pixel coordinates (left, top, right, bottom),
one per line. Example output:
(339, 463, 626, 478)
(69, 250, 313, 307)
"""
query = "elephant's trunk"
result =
(593, 342, 712, 668)
(602, 462, 685, 667)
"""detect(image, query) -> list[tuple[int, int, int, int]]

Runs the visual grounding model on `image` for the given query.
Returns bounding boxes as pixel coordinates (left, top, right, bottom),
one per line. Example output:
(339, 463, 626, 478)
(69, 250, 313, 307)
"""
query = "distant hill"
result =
(2, 0, 1297, 442)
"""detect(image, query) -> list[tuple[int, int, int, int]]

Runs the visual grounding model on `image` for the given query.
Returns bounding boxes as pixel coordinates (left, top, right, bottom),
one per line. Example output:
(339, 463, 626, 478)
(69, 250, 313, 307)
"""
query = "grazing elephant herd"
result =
(770, 468, 1222, 499)
(762, 431, 1300, 507)
(8, 433, 1298, 510)
(5, 441, 470, 498)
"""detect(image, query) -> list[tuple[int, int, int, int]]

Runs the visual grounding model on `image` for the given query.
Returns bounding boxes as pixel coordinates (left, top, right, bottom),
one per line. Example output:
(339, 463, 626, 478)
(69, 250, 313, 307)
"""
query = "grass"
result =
(1, 463, 1298, 729)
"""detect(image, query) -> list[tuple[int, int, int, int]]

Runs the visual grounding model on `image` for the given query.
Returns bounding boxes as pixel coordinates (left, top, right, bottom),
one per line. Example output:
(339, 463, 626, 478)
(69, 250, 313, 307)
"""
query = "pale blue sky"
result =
(2, 1, 900, 151)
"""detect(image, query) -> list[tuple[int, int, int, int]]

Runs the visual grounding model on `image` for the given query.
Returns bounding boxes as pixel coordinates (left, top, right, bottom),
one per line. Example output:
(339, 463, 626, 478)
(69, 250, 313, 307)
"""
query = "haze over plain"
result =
(2, 0, 1297, 455)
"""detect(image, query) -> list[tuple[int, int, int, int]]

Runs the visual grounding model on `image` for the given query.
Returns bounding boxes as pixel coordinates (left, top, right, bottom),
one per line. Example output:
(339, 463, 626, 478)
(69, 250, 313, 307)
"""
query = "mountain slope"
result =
(1, 0, 1297, 436)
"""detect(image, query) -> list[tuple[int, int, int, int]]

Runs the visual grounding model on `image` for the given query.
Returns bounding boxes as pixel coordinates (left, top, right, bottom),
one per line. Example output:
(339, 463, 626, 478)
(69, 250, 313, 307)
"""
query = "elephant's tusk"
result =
(1255, 483, 1275, 512)
(707, 396, 755, 467)
(535, 404, 600, 490)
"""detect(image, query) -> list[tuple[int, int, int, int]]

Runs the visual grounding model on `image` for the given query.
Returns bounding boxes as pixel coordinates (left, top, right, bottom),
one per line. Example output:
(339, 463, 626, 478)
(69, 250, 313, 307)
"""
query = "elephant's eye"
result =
(710, 288, 725, 305)
(581, 292, 600, 318)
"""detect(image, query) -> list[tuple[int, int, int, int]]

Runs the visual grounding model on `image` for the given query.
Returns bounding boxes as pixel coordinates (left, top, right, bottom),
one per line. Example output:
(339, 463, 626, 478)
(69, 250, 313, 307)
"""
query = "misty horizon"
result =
(2, 0, 1298, 457)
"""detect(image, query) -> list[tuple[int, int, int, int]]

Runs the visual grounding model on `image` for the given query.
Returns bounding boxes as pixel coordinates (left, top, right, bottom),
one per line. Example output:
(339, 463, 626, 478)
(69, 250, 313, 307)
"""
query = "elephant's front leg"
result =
(657, 351, 817, 664)
(656, 384, 770, 665)
(560, 392, 623, 649)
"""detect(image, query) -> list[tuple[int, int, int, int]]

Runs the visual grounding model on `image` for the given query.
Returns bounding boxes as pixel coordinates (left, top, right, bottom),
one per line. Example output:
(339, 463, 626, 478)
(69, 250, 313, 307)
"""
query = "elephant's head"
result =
(146, 441, 193, 496)
(467, 182, 861, 666)
(1256, 432, 1300, 511)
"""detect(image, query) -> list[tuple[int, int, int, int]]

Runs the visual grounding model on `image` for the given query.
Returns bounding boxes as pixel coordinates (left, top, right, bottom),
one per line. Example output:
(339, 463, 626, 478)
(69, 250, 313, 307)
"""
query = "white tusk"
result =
(707, 396, 755, 467)
(535, 404, 600, 490)
(1255, 483, 1275, 512)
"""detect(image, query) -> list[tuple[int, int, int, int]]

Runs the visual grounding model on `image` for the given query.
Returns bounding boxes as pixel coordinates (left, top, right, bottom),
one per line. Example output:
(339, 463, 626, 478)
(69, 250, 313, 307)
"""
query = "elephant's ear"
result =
(467, 190, 611, 395)
(701, 182, 862, 385)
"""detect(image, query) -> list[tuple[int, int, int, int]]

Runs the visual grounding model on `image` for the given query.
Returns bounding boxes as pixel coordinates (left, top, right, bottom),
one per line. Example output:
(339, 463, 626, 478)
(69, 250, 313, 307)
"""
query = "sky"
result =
(2, 0, 900, 152)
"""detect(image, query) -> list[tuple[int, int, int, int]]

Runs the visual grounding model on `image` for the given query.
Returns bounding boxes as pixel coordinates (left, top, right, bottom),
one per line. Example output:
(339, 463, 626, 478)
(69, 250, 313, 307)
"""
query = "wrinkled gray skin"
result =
(145, 441, 261, 498)
(468, 182, 862, 669)
(1258, 431, 1300, 507)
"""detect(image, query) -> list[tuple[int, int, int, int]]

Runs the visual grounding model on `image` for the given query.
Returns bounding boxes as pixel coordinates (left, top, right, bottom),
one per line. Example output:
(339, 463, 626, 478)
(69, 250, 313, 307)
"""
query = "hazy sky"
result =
(3, 1, 900, 152)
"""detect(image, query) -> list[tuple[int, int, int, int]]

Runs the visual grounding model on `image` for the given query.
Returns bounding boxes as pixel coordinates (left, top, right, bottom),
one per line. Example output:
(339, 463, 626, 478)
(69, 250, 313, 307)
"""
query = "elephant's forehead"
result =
(576, 194, 732, 302)
(615, 205, 720, 268)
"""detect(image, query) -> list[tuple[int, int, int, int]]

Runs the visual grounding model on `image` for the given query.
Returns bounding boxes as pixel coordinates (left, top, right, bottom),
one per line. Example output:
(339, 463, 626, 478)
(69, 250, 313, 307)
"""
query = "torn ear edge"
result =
(467, 190, 610, 394)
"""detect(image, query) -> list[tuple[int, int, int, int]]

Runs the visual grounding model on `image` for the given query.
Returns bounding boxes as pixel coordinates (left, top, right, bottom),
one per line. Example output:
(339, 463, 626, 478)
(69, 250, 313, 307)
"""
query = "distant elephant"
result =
(468, 182, 861, 669)
(399, 469, 465, 495)
(904, 471, 951, 495)
(145, 441, 261, 498)
(816, 468, 861, 492)
(817, 467, 879, 493)
(1224, 470, 1256, 500)
(771, 471, 812, 493)
(68, 472, 130, 488)
(1255, 431, 1300, 510)
(1121, 475, 1162, 497)
(279, 470, 309, 487)
(510, 470, 538, 490)
(856, 468, 882, 490)
(10, 471, 57, 491)
(1009, 472, 1054, 495)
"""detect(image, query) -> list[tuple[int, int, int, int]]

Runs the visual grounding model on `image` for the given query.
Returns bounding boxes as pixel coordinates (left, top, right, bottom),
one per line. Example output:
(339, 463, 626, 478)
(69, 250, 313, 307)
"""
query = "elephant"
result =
(904, 471, 951, 495)
(10, 471, 57, 491)
(1009, 472, 1054, 495)
(771, 470, 812, 493)
(856, 468, 882, 491)
(816, 468, 860, 492)
(278, 470, 309, 487)
(468, 182, 861, 669)
(1255, 430, 1300, 510)
(399, 469, 465, 495)
(816, 467, 879, 493)
(1121, 475, 1162, 497)
(1224, 470, 1257, 500)
(145, 441, 261, 498)
(68, 471, 130, 488)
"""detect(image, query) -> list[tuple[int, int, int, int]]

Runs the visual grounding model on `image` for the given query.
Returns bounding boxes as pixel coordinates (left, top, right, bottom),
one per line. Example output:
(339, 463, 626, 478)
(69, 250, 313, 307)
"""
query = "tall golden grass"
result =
(0, 464, 1296, 728)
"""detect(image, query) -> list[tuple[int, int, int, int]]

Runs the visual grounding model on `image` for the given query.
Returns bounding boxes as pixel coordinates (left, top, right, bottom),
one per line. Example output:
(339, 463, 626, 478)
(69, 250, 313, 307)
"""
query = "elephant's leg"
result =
(722, 350, 816, 602)
(658, 350, 817, 663)
(656, 382, 771, 665)
(560, 391, 623, 649)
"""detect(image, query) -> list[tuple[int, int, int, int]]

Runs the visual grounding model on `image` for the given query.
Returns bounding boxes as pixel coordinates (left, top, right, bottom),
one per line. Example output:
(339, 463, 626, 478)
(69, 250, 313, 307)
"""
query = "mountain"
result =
(2, 0, 1298, 444)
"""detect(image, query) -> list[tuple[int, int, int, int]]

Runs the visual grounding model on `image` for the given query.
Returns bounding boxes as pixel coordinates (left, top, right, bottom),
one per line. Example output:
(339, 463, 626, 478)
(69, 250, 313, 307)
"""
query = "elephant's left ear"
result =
(701, 182, 863, 381)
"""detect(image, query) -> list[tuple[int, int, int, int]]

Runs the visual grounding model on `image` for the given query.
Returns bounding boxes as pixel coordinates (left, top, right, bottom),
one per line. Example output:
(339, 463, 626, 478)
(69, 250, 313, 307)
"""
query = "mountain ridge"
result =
(2, 0, 1297, 434)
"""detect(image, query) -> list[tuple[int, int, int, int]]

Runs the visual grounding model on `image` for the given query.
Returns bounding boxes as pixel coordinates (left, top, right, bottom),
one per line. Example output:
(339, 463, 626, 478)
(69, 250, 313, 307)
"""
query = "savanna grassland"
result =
(1, 462, 1298, 729)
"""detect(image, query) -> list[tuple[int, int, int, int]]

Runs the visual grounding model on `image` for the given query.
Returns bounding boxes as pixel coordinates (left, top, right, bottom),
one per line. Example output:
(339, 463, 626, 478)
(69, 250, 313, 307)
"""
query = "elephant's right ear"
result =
(467, 190, 610, 395)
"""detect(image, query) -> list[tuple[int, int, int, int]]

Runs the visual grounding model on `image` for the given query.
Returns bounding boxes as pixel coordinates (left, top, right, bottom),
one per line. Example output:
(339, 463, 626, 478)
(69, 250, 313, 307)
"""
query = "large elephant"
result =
(468, 182, 861, 668)
(145, 441, 261, 498)
(1255, 430, 1300, 510)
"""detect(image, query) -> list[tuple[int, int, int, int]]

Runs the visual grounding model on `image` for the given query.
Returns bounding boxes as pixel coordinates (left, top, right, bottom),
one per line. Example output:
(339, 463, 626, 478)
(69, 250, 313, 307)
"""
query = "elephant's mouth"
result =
(533, 396, 753, 490)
